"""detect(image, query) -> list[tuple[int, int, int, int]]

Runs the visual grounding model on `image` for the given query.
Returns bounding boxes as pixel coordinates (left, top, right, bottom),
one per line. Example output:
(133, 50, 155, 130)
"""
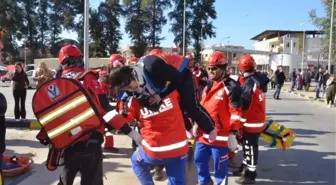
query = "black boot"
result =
(235, 170, 256, 184)
(153, 165, 164, 181)
(196, 180, 214, 185)
(232, 163, 245, 176)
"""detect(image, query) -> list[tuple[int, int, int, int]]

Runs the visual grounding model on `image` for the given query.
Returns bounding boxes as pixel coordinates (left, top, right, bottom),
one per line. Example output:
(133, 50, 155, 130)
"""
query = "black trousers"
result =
(242, 132, 260, 180)
(13, 89, 27, 119)
(58, 141, 103, 185)
(0, 116, 4, 185)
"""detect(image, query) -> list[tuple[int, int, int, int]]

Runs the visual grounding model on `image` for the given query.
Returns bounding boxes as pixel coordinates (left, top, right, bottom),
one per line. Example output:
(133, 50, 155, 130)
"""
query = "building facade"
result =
(250, 30, 327, 74)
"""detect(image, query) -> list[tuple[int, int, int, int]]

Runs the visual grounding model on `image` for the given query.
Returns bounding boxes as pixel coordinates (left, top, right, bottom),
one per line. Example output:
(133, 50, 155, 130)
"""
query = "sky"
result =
(59, 0, 326, 49)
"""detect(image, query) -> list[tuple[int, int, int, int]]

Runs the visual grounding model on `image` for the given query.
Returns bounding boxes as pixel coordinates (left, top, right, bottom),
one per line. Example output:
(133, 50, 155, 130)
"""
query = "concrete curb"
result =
(281, 88, 327, 104)
(5, 119, 41, 130)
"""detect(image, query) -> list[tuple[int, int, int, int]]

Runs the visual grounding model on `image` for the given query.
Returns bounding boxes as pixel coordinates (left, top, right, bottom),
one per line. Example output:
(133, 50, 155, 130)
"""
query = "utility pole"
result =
(328, 0, 335, 71)
(84, 0, 90, 70)
(182, 0, 186, 56)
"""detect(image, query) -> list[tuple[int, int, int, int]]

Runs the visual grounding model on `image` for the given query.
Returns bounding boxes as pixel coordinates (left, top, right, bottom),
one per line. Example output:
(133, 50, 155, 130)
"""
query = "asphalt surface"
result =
(0, 84, 35, 119)
(0, 87, 335, 185)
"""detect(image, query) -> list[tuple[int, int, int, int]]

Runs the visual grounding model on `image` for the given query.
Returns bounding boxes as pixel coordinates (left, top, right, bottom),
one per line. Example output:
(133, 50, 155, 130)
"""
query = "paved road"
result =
(0, 86, 35, 119)
(1, 89, 336, 185)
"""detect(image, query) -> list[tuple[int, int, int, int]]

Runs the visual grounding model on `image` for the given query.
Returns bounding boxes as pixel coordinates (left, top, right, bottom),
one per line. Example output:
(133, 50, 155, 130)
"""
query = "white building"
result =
(250, 30, 327, 74)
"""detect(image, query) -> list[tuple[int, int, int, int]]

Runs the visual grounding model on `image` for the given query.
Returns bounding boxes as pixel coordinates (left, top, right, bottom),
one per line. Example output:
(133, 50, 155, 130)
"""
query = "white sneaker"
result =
(15, 119, 20, 122)
(21, 118, 27, 122)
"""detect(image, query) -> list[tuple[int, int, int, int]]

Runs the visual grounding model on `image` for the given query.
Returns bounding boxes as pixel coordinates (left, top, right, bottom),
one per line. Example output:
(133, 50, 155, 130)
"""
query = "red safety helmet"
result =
(58, 45, 82, 64)
(149, 49, 161, 55)
(128, 56, 138, 65)
(237, 55, 256, 72)
(207, 51, 227, 66)
(108, 54, 124, 64)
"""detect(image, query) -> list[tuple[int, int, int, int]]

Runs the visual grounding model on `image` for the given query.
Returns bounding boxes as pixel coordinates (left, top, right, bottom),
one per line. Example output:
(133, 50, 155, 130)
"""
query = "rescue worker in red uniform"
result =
(97, 70, 119, 153)
(57, 45, 142, 185)
(185, 53, 207, 100)
(109, 53, 216, 142)
(121, 90, 188, 185)
(233, 55, 269, 184)
(193, 51, 242, 185)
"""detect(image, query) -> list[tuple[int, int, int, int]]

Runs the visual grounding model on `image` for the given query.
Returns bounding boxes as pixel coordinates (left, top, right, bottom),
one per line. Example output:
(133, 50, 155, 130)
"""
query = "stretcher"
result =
(1, 155, 34, 177)
(260, 119, 296, 150)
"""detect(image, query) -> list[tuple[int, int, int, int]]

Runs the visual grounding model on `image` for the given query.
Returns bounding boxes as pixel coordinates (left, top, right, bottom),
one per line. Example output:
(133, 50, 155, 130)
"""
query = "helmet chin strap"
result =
(214, 70, 227, 81)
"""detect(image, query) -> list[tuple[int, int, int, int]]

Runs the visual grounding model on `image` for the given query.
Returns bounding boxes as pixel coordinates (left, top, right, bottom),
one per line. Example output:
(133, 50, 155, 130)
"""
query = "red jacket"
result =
(238, 74, 268, 133)
(124, 91, 189, 159)
(197, 78, 242, 147)
(61, 67, 130, 140)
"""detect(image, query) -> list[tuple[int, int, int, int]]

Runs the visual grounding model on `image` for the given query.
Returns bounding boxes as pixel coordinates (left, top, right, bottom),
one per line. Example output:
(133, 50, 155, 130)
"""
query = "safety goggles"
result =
(207, 66, 218, 71)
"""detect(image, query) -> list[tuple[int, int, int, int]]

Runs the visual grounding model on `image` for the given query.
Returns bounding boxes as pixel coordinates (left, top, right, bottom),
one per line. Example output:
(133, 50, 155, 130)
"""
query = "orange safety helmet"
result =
(128, 56, 138, 65)
(149, 49, 161, 55)
(237, 55, 256, 72)
(207, 51, 227, 66)
(108, 54, 124, 64)
(58, 45, 82, 64)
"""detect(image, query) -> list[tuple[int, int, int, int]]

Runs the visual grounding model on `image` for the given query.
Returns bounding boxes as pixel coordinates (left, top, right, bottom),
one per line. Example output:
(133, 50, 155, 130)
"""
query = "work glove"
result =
(186, 130, 193, 139)
(228, 133, 239, 151)
(192, 124, 199, 138)
(128, 130, 143, 146)
(207, 129, 217, 143)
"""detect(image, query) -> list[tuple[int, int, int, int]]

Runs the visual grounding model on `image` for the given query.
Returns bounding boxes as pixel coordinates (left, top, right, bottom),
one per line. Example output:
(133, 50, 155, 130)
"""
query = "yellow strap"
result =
(0, 172, 3, 185)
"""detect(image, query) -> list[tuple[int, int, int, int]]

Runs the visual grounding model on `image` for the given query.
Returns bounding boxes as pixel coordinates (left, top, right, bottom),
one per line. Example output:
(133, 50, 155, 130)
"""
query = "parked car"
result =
(26, 70, 56, 89)
(0, 71, 12, 83)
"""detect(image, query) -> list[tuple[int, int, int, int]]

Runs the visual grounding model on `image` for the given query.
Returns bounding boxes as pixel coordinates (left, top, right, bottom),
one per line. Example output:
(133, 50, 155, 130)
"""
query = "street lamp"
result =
(84, 0, 90, 70)
(300, 23, 305, 70)
(182, 0, 186, 56)
(328, 0, 335, 71)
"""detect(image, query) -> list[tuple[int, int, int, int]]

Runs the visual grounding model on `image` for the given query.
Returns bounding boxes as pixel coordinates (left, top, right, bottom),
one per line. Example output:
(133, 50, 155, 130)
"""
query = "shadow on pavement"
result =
(272, 120, 302, 123)
(267, 113, 313, 116)
(5, 139, 46, 148)
(257, 148, 336, 185)
(293, 128, 335, 136)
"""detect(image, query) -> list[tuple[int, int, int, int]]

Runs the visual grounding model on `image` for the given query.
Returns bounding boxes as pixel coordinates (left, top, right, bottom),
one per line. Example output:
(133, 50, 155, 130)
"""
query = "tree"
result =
(99, 0, 124, 55)
(49, 0, 65, 57)
(169, 0, 194, 54)
(36, 0, 51, 57)
(0, 0, 25, 63)
(123, 0, 151, 57)
(147, 0, 171, 48)
(190, 0, 216, 63)
(310, 0, 336, 64)
(89, 8, 105, 57)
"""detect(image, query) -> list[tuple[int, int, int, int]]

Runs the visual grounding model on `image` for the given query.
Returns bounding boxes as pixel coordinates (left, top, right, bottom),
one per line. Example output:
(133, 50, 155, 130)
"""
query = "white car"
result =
(26, 70, 56, 89)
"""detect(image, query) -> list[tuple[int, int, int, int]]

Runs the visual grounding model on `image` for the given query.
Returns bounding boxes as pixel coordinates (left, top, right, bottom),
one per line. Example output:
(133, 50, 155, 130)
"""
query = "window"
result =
(286, 43, 290, 48)
(293, 42, 296, 47)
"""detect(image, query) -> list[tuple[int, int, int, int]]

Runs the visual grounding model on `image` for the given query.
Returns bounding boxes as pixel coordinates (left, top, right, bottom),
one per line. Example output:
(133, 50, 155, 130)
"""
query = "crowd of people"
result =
(2, 44, 333, 185)
(32, 45, 269, 185)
